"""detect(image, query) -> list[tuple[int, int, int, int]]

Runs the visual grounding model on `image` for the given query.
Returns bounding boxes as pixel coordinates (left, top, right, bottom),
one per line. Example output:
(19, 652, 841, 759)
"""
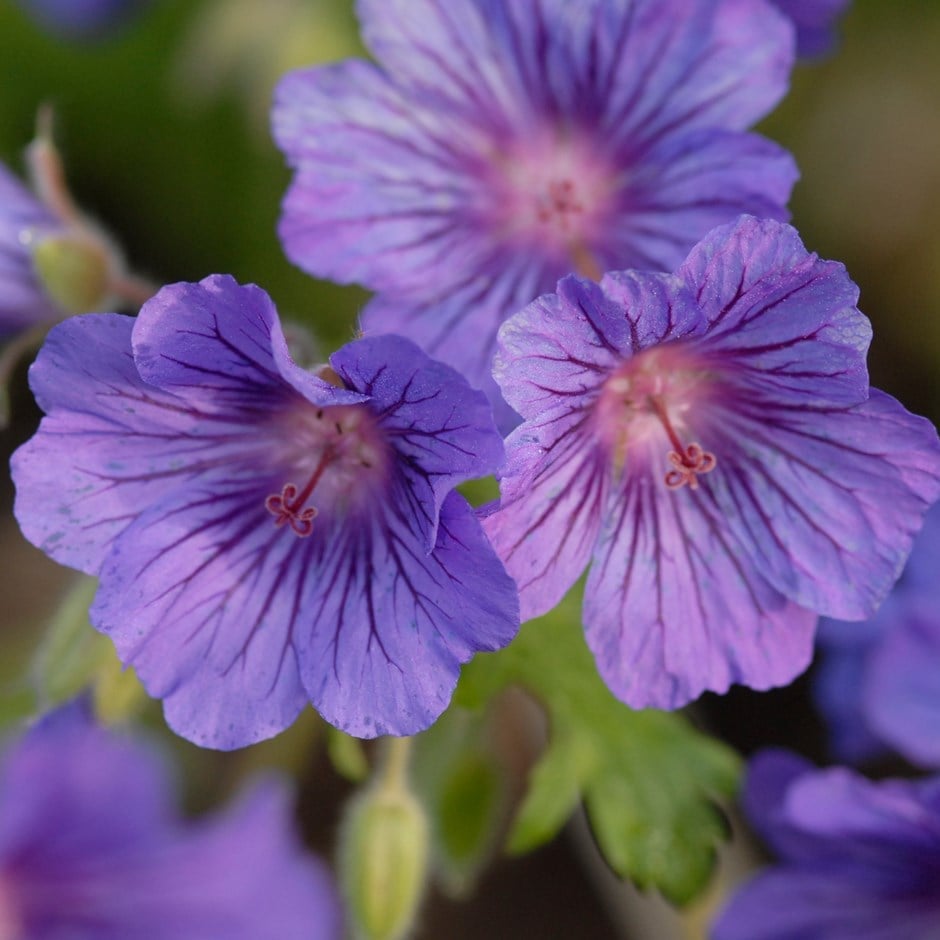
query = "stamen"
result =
(265, 448, 333, 537)
(537, 179, 583, 230)
(648, 396, 716, 491)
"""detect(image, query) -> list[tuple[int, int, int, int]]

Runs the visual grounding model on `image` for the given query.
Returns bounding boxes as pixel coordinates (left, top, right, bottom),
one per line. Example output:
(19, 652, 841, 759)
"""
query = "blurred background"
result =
(1, 1, 938, 936)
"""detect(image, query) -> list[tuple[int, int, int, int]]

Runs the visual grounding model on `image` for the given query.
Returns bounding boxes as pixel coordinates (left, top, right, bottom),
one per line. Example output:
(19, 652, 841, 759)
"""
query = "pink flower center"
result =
(596, 345, 717, 490)
(265, 403, 387, 536)
(483, 132, 615, 279)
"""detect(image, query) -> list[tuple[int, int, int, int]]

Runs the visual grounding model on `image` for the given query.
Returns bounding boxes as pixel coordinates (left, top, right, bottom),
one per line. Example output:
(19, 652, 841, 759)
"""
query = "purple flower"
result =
(713, 749, 940, 940)
(14, 0, 151, 40)
(0, 163, 64, 340)
(0, 700, 342, 939)
(815, 502, 940, 768)
(272, 0, 798, 423)
(482, 215, 940, 710)
(11, 274, 518, 747)
(768, 0, 851, 59)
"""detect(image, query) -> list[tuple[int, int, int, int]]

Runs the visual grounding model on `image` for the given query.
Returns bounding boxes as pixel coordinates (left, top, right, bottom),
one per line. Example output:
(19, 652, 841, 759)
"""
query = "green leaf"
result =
(412, 707, 507, 898)
(32, 575, 146, 724)
(456, 585, 741, 905)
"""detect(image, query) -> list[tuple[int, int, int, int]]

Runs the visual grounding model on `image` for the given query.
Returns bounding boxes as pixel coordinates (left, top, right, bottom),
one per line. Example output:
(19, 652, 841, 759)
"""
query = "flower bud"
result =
(340, 783, 430, 940)
(31, 233, 111, 314)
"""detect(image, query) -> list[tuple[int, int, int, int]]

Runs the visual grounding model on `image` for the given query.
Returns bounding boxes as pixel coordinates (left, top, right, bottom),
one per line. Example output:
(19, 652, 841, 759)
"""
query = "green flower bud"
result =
(340, 782, 430, 940)
(32, 233, 111, 314)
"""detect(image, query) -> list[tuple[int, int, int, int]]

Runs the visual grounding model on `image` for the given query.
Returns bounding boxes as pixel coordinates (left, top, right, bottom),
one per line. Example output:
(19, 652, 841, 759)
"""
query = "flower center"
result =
(484, 131, 613, 279)
(596, 346, 717, 490)
(265, 403, 387, 537)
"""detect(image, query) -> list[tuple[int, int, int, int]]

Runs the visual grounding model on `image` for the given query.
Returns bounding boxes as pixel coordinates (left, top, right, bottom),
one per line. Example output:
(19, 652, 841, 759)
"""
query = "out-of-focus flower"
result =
(272, 0, 798, 425)
(0, 116, 154, 424)
(482, 216, 940, 710)
(11, 275, 518, 748)
(815, 502, 940, 767)
(13, 0, 151, 41)
(713, 749, 940, 940)
(768, 0, 851, 58)
(0, 699, 342, 939)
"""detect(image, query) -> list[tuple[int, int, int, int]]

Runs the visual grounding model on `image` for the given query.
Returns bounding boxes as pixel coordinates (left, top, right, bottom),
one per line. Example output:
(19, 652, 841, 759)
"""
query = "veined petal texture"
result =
(273, 0, 798, 416)
(12, 275, 518, 747)
(485, 216, 940, 710)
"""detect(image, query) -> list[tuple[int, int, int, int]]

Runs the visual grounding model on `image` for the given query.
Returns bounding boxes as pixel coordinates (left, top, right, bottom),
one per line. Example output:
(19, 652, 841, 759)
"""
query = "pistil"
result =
(265, 448, 334, 537)
(647, 396, 716, 490)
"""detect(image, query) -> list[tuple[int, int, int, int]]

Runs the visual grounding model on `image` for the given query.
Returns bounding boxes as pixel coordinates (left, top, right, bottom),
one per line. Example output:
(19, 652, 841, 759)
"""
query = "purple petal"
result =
(89, 480, 311, 750)
(769, 0, 851, 59)
(713, 869, 929, 940)
(681, 215, 870, 405)
(0, 700, 172, 859)
(0, 164, 60, 335)
(133, 275, 364, 409)
(582, 435, 817, 709)
(865, 603, 940, 768)
(12, 314, 261, 574)
(330, 333, 503, 550)
(703, 389, 940, 621)
(300, 491, 519, 738)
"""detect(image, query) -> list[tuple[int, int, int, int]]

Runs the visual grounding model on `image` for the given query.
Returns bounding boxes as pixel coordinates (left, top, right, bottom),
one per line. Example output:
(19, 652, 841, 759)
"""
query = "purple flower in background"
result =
(815, 502, 940, 768)
(482, 216, 940, 710)
(0, 163, 63, 340)
(14, 0, 151, 40)
(0, 700, 342, 939)
(12, 275, 518, 747)
(769, 0, 851, 58)
(272, 0, 798, 423)
(713, 749, 940, 940)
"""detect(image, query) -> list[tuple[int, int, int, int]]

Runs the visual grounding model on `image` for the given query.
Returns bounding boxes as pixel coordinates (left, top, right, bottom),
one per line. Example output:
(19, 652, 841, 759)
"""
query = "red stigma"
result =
(537, 179, 583, 230)
(648, 396, 717, 491)
(265, 483, 319, 537)
(265, 448, 334, 538)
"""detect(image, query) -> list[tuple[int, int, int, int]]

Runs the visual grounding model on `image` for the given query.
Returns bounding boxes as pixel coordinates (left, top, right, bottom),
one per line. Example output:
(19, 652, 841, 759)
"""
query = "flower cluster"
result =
(0, 700, 342, 939)
(273, 0, 798, 424)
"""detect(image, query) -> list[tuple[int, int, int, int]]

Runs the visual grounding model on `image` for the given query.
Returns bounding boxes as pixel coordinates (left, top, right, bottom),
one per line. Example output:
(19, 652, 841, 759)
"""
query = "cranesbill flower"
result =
(11, 275, 518, 747)
(0, 700, 342, 939)
(815, 502, 940, 767)
(14, 0, 151, 41)
(768, 0, 851, 58)
(482, 216, 940, 710)
(713, 750, 940, 940)
(272, 0, 798, 422)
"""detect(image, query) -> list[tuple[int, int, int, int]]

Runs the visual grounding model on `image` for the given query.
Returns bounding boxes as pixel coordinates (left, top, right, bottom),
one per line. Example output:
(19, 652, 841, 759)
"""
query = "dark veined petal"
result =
(90, 478, 312, 750)
(583, 433, 817, 709)
(133, 274, 365, 409)
(680, 215, 870, 405)
(611, 130, 797, 273)
(330, 333, 503, 551)
(482, 412, 609, 621)
(11, 314, 264, 575)
(702, 390, 940, 621)
(358, 0, 793, 138)
(299, 491, 519, 738)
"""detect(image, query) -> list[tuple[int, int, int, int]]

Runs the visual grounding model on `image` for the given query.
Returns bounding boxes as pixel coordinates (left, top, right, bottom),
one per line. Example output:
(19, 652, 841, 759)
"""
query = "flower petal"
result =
(331, 334, 503, 550)
(133, 274, 364, 409)
(300, 490, 519, 738)
(681, 215, 870, 405)
(702, 389, 940, 620)
(90, 479, 311, 750)
(582, 442, 817, 709)
(12, 314, 261, 574)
